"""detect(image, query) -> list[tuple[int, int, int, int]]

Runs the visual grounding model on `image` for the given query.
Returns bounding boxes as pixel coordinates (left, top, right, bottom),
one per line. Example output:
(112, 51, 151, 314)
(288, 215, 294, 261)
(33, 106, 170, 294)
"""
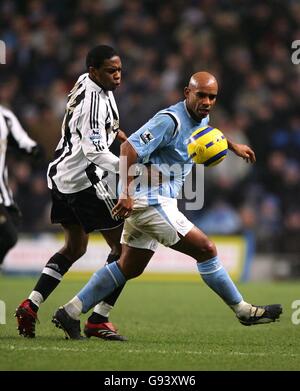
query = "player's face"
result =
(184, 84, 217, 121)
(90, 56, 122, 91)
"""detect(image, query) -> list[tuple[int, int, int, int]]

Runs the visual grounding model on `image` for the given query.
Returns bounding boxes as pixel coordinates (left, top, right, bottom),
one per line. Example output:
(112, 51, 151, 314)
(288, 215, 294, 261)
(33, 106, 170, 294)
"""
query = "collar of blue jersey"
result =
(183, 100, 195, 121)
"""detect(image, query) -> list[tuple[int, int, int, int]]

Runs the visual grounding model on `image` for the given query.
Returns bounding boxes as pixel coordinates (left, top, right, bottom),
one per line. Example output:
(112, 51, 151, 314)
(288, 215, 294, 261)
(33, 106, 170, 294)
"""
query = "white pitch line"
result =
(1, 345, 300, 357)
(3, 345, 88, 352)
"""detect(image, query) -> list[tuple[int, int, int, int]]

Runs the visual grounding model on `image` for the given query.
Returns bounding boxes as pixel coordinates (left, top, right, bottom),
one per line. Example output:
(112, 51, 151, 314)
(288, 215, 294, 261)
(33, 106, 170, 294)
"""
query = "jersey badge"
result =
(140, 130, 154, 144)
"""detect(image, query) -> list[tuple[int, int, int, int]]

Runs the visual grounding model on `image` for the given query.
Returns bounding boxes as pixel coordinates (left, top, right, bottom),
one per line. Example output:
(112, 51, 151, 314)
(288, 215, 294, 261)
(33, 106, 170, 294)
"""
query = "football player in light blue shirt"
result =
(54, 72, 282, 338)
(125, 99, 209, 201)
(128, 101, 209, 204)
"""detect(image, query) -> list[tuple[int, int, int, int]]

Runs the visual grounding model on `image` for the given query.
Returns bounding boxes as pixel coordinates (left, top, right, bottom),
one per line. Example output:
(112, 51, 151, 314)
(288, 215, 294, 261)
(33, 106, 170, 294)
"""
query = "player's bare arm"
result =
(116, 129, 127, 143)
(112, 141, 137, 218)
(227, 139, 256, 163)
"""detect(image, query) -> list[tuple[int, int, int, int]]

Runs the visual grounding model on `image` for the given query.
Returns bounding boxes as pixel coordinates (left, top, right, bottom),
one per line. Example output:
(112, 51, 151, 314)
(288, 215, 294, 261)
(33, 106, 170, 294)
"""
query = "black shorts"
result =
(50, 186, 123, 234)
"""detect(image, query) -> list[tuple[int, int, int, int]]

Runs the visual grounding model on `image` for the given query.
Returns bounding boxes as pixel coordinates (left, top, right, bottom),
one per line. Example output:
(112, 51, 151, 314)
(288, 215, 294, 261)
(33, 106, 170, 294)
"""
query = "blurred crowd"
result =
(1, 0, 300, 255)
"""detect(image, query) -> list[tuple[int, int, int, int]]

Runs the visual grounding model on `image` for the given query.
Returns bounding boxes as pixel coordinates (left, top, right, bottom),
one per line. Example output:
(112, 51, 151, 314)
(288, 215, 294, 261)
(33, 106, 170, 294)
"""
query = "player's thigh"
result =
(121, 214, 160, 253)
(118, 243, 154, 279)
(171, 225, 217, 262)
(141, 202, 193, 247)
(69, 186, 122, 233)
(61, 223, 89, 259)
(100, 223, 123, 255)
(50, 188, 80, 226)
(121, 200, 192, 250)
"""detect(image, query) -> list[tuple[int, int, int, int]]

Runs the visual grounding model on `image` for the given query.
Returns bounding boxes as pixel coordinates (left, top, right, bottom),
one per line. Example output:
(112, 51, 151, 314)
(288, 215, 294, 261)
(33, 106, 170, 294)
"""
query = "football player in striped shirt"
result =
(16, 45, 128, 341)
(0, 105, 41, 270)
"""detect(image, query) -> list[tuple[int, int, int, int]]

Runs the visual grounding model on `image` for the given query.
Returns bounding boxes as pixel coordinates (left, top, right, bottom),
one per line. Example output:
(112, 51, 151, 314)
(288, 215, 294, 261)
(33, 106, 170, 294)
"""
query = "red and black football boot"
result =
(15, 299, 38, 338)
(84, 321, 127, 341)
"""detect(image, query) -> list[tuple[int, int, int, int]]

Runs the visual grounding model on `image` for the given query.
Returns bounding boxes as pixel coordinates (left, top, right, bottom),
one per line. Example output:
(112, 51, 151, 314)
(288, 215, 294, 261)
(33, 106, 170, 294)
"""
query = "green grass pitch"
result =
(0, 274, 300, 371)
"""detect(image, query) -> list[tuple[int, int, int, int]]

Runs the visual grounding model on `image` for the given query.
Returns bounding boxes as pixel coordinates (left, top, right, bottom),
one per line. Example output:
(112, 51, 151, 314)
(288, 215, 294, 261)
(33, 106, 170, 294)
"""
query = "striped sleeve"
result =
(1, 107, 36, 152)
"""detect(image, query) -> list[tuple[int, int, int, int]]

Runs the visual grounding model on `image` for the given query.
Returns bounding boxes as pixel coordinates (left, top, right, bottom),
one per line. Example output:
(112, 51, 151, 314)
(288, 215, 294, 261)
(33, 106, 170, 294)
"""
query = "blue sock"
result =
(77, 262, 126, 313)
(197, 256, 242, 305)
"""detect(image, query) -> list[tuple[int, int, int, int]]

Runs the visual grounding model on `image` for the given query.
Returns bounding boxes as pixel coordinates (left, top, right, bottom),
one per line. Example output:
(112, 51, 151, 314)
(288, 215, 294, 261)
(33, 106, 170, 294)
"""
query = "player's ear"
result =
(184, 87, 190, 99)
(89, 66, 96, 78)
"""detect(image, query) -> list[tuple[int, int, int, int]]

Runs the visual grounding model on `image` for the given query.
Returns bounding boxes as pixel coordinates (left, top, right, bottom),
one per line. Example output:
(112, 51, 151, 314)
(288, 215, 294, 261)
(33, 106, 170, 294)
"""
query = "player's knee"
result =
(110, 245, 121, 259)
(207, 240, 217, 256)
(199, 239, 217, 261)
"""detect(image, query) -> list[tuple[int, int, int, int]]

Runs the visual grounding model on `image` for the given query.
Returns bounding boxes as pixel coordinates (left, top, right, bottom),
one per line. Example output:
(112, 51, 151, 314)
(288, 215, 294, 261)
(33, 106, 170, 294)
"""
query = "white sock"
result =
(93, 302, 113, 318)
(230, 300, 252, 319)
(64, 296, 83, 320)
(29, 291, 44, 307)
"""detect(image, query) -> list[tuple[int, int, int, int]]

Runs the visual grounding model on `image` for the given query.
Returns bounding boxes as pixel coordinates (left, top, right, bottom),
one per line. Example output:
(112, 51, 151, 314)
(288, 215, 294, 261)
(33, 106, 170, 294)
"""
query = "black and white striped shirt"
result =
(47, 73, 120, 194)
(0, 105, 37, 206)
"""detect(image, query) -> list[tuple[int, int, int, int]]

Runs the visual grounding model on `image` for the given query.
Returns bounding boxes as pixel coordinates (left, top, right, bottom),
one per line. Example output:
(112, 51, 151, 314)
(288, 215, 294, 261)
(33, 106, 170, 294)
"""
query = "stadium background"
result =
(0, 0, 300, 280)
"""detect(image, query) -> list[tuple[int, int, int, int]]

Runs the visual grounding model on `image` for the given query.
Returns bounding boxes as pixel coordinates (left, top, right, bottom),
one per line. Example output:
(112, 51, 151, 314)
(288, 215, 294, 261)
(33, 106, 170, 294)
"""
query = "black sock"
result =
(33, 253, 72, 301)
(88, 312, 108, 324)
(102, 285, 125, 307)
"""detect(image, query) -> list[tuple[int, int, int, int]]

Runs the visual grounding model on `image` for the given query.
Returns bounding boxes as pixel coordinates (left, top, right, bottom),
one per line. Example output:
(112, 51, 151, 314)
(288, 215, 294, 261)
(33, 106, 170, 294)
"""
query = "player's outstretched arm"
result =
(227, 139, 256, 163)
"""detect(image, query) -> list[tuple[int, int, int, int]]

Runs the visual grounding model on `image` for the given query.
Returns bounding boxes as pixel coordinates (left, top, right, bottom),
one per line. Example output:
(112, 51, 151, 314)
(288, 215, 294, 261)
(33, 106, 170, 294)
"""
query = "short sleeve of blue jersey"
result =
(127, 114, 175, 161)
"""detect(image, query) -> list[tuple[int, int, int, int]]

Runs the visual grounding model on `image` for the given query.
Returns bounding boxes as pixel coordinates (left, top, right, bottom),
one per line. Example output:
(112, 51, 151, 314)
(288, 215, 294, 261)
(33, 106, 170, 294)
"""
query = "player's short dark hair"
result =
(86, 45, 118, 69)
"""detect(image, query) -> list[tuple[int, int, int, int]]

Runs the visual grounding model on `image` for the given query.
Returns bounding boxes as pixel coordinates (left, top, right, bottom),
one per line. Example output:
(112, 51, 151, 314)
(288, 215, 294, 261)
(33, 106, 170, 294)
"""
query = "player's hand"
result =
(231, 143, 256, 163)
(112, 194, 133, 218)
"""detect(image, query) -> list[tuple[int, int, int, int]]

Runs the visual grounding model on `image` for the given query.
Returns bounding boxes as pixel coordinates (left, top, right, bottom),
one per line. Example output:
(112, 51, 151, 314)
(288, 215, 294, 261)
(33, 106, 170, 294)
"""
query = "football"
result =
(187, 126, 228, 167)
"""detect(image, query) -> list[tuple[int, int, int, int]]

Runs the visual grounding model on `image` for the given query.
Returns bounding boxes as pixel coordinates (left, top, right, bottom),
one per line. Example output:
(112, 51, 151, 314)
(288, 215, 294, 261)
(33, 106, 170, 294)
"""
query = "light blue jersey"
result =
(127, 100, 209, 203)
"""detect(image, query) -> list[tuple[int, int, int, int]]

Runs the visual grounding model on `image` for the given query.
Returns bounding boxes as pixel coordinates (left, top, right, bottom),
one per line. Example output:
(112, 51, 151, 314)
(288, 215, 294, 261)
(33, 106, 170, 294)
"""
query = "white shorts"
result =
(121, 197, 194, 252)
